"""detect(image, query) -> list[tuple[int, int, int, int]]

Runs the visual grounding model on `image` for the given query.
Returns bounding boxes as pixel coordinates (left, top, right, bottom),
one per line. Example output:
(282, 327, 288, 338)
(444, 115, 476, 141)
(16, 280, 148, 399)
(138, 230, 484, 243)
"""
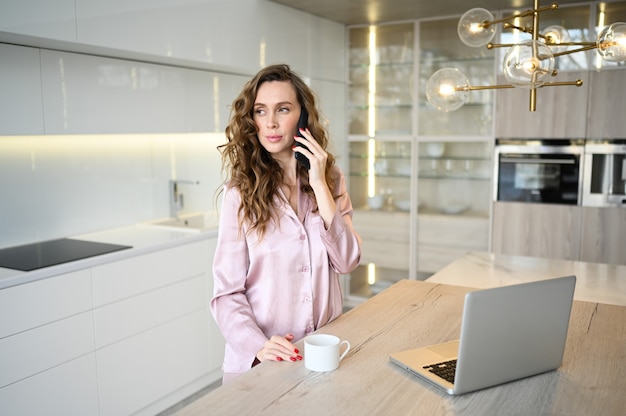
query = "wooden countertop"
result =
(174, 280, 626, 416)
(426, 251, 626, 306)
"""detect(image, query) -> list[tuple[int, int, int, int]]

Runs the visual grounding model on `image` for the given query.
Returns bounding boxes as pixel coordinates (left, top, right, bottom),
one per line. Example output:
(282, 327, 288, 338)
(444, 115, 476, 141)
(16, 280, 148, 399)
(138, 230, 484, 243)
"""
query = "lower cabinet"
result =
(0, 236, 223, 416)
(418, 214, 489, 274)
(492, 202, 626, 265)
(492, 202, 582, 261)
(349, 209, 489, 300)
(580, 207, 626, 265)
(0, 354, 99, 416)
(97, 310, 211, 416)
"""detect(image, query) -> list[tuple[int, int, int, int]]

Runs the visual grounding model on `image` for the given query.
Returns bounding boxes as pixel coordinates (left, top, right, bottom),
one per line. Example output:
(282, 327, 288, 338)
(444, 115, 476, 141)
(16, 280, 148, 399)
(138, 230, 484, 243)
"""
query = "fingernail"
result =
(297, 355, 302, 360)
(290, 357, 297, 362)
(277, 357, 283, 361)
(294, 348, 299, 354)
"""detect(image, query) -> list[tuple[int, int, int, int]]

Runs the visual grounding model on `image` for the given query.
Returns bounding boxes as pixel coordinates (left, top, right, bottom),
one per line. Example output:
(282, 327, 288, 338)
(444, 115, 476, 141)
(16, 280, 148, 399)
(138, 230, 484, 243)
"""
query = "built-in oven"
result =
(494, 139, 585, 205)
(582, 139, 626, 207)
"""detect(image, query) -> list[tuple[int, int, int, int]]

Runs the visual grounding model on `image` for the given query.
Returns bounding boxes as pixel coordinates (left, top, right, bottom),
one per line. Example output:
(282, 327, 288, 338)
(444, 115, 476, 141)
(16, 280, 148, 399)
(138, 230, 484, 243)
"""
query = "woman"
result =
(211, 64, 361, 383)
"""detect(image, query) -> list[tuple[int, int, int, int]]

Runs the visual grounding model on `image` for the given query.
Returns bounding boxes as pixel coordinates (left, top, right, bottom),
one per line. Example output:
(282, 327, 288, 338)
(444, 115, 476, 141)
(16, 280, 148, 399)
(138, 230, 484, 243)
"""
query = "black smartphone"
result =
(294, 107, 310, 170)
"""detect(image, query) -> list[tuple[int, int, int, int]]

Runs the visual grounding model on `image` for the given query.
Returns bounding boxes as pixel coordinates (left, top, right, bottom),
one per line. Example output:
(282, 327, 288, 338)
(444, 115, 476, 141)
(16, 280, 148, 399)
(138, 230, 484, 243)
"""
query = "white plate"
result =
(439, 204, 467, 215)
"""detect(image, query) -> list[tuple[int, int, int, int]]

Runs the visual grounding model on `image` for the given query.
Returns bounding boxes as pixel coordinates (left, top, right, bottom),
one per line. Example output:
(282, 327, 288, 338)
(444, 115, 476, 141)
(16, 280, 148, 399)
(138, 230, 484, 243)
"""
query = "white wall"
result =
(0, 0, 348, 249)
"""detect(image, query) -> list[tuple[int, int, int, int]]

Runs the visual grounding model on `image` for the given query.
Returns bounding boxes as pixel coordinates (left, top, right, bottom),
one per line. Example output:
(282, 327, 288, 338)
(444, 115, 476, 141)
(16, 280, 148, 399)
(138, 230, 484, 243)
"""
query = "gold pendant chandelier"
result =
(426, 1, 626, 112)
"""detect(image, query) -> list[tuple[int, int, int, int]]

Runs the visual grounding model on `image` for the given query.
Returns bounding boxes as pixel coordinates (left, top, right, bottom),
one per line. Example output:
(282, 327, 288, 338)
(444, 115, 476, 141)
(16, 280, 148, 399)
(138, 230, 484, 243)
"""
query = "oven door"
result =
(495, 143, 583, 205)
(583, 141, 626, 207)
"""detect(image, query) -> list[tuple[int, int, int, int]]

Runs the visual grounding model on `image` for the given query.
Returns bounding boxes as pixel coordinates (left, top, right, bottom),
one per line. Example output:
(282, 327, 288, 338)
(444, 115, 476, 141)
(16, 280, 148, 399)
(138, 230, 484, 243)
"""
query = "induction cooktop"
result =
(0, 238, 132, 271)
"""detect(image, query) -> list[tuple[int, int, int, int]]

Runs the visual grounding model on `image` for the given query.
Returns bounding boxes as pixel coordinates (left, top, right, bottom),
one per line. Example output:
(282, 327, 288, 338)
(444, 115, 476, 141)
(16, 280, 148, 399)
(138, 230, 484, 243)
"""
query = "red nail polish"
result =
(294, 348, 299, 354)
(297, 355, 302, 360)
(277, 357, 283, 361)
(290, 357, 297, 362)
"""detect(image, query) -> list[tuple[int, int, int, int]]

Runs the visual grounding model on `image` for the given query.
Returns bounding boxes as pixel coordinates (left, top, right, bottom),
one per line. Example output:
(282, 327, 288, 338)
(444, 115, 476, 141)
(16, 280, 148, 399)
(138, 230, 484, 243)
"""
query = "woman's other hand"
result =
(256, 334, 302, 363)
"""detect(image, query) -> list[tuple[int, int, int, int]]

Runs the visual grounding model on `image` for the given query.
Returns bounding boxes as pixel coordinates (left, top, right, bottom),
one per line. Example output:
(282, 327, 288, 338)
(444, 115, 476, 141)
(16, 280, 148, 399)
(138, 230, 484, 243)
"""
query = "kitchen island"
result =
(173, 278, 626, 415)
(426, 251, 626, 306)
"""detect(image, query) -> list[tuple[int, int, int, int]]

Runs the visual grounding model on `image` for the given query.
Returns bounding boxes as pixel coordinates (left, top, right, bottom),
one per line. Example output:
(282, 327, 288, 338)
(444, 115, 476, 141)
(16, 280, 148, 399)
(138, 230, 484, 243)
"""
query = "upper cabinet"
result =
(349, 24, 414, 137)
(586, 69, 626, 138)
(418, 18, 495, 138)
(0, 44, 45, 135)
(1, 0, 346, 81)
(39, 50, 249, 134)
(0, 0, 76, 42)
(494, 70, 590, 138)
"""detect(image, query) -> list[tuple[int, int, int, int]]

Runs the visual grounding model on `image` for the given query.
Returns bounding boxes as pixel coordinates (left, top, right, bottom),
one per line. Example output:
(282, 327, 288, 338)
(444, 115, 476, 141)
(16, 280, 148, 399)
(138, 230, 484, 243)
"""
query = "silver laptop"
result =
(390, 275, 576, 395)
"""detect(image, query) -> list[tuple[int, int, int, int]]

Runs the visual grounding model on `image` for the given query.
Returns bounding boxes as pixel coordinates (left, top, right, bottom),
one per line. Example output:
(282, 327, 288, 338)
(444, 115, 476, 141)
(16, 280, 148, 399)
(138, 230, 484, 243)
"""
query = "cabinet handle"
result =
(500, 157, 575, 165)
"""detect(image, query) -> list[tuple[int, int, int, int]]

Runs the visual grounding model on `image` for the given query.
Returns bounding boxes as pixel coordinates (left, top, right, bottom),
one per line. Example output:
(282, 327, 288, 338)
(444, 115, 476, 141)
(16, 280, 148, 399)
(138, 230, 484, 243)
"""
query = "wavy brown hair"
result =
(218, 64, 338, 239)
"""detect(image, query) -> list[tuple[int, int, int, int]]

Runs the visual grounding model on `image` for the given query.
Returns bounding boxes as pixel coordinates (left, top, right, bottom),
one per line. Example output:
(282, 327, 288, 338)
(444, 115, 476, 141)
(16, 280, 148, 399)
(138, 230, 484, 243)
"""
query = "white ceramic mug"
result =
(304, 334, 350, 372)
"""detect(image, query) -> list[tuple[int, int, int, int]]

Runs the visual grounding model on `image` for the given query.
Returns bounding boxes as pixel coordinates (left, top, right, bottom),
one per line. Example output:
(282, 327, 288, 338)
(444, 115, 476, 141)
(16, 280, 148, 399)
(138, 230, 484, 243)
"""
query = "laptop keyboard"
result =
(423, 359, 457, 383)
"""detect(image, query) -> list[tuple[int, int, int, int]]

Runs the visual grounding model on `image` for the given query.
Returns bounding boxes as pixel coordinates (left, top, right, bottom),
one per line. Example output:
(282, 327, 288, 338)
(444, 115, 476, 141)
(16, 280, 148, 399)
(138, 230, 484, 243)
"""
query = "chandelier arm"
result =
(551, 44, 599, 57)
(454, 84, 515, 91)
(540, 79, 584, 87)
(486, 2, 559, 27)
(503, 23, 535, 34)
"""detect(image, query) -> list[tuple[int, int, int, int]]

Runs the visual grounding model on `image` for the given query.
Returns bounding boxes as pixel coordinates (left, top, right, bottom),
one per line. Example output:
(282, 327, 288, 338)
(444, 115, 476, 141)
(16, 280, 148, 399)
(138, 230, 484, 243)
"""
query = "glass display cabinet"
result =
(346, 19, 494, 304)
(418, 17, 495, 137)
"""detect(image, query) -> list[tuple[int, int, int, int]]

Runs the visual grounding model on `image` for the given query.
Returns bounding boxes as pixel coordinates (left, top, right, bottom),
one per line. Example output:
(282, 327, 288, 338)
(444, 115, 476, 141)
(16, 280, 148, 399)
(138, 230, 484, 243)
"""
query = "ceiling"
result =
(268, 0, 588, 26)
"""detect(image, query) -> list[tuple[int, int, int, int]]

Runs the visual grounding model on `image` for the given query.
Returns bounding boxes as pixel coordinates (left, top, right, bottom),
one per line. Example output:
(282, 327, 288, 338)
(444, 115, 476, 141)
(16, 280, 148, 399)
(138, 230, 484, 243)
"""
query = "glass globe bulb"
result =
(425, 68, 470, 112)
(541, 25, 571, 54)
(597, 22, 626, 62)
(503, 40, 555, 89)
(458, 8, 496, 48)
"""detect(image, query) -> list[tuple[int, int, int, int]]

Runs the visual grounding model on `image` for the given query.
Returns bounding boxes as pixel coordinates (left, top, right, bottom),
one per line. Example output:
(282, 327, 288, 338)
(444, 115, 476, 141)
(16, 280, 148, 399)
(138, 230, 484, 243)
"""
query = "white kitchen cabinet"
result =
(92, 239, 220, 415)
(0, 268, 92, 339)
(0, 354, 99, 416)
(74, 0, 345, 81)
(40, 49, 189, 134)
(0, 0, 76, 41)
(491, 202, 583, 261)
(579, 206, 626, 265)
(0, 312, 95, 388)
(97, 310, 210, 416)
(207, 72, 249, 134)
(0, 43, 45, 135)
(91, 241, 208, 307)
(0, 236, 222, 416)
(0, 269, 97, 416)
(586, 69, 626, 139)
(37, 48, 250, 134)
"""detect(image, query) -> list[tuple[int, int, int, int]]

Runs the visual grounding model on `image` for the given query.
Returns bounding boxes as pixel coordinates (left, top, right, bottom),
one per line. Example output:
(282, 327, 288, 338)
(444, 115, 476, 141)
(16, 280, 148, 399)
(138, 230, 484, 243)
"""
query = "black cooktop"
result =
(0, 238, 132, 271)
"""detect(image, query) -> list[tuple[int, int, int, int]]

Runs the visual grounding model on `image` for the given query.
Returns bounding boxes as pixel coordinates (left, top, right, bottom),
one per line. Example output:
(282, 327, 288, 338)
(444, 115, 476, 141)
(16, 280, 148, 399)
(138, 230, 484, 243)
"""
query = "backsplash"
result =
(0, 133, 225, 249)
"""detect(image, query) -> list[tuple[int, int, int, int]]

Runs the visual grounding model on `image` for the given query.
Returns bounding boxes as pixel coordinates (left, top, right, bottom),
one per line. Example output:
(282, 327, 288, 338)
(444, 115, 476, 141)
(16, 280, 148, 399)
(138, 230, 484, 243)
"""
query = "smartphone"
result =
(294, 107, 310, 170)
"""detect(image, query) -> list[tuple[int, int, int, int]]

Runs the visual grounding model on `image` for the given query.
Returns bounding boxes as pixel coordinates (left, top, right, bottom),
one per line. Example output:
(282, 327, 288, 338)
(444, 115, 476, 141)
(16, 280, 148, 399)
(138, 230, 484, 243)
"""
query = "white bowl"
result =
(425, 142, 445, 158)
(439, 204, 468, 215)
(394, 200, 411, 211)
(368, 195, 384, 210)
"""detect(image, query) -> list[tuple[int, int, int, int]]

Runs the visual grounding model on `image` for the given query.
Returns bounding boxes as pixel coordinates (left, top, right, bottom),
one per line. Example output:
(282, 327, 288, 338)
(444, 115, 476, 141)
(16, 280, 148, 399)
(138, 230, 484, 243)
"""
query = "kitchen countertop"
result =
(426, 251, 626, 306)
(0, 212, 219, 290)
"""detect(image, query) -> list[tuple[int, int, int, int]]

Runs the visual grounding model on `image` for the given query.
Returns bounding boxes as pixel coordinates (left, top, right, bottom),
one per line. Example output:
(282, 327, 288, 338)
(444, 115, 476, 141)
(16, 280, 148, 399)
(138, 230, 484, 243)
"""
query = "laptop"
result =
(389, 275, 576, 395)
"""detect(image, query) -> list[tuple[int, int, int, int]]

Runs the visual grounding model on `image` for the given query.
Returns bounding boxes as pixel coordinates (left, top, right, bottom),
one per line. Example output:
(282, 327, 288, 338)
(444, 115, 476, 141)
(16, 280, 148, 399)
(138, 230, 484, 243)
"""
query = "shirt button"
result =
(302, 265, 309, 272)
(305, 326, 313, 333)
(304, 296, 311, 302)
(299, 234, 306, 241)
